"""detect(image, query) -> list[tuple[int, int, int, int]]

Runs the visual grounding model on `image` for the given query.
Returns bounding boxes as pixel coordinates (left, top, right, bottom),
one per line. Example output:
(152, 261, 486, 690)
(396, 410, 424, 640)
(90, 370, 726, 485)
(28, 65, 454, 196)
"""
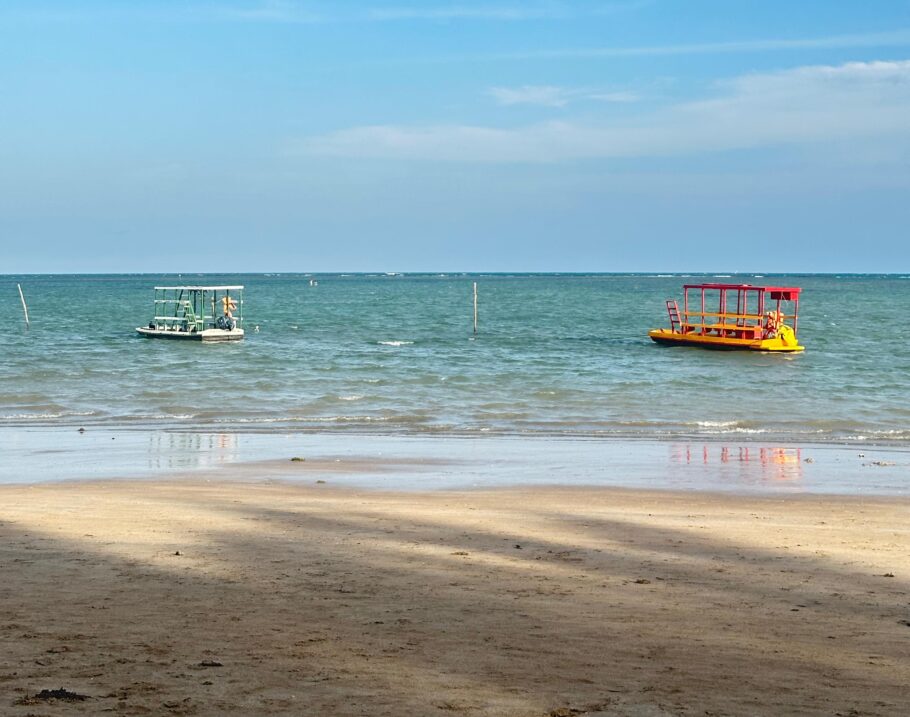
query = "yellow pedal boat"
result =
(649, 283, 804, 352)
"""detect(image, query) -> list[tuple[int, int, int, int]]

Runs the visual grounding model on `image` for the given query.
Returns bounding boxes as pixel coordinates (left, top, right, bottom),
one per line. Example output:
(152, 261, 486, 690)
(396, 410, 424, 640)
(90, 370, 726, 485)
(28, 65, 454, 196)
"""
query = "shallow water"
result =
(2, 428, 908, 496)
(1, 273, 909, 444)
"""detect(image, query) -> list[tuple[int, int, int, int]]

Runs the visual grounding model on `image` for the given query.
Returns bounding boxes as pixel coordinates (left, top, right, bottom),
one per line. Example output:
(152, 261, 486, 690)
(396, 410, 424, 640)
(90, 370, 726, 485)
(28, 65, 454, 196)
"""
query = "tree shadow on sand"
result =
(1, 484, 908, 716)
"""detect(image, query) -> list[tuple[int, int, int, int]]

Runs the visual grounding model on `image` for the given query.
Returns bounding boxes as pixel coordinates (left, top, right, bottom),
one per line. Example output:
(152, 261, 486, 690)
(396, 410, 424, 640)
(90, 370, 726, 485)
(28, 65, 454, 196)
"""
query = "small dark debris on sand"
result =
(290, 456, 305, 462)
(198, 660, 223, 667)
(548, 701, 610, 716)
(17, 687, 89, 704)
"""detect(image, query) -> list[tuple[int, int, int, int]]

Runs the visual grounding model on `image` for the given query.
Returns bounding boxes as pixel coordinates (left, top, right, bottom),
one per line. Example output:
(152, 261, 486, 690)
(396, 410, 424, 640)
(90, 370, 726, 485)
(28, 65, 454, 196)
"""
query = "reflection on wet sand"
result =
(3, 428, 906, 495)
(671, 444, 804, 483)
(146, 432, 239, 472)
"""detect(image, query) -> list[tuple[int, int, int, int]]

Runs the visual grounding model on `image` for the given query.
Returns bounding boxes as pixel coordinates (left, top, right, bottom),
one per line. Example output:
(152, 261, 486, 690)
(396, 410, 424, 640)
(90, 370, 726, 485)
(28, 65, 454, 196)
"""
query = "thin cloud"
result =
(207, 1, 324, 23)
(478, 29, 910, 61)
(0, 1, 657, 25)
(489, 85, 640, 107)
(489, 86, 574, 107)
(295, 60, 910, 162)
(366, 5, 566, 21)
(587, 91, 640, 103)
(226, 1, 651, 23)
(0, 1, 326, 24)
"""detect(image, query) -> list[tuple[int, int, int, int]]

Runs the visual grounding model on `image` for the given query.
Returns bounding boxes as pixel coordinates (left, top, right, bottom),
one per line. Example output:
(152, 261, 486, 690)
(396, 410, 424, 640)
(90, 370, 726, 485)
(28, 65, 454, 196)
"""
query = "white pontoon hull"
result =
(136, 327, 244, 342)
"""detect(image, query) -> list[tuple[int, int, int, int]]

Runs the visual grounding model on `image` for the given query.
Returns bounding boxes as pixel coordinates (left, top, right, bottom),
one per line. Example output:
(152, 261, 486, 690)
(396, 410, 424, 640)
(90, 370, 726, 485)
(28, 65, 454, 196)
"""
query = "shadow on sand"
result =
(1, 482, 908, 716)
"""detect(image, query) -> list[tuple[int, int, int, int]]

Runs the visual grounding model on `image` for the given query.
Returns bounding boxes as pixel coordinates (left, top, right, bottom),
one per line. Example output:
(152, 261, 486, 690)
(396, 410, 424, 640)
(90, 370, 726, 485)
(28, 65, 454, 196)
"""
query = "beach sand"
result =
(1, 465, 908, 716)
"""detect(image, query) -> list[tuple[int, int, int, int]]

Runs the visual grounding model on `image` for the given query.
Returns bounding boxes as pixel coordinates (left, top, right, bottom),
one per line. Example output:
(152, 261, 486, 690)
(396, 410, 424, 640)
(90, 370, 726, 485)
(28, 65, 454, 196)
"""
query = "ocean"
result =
(2, 273, 909, 444)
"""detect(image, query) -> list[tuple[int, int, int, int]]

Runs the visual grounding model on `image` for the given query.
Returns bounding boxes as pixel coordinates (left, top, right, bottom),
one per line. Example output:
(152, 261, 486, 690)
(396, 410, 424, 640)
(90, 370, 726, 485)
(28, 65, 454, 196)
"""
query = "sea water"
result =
(1, 273, 909, 444)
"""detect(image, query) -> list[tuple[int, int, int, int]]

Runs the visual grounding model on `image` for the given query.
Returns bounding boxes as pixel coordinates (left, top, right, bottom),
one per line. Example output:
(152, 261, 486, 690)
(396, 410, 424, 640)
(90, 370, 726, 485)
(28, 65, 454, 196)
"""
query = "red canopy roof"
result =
(683, 283, 800, 299)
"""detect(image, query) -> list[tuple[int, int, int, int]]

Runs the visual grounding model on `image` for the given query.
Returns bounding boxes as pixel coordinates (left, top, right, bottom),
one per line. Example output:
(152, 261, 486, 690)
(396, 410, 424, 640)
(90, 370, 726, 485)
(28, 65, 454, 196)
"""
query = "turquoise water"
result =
(1, 273, 909, 443)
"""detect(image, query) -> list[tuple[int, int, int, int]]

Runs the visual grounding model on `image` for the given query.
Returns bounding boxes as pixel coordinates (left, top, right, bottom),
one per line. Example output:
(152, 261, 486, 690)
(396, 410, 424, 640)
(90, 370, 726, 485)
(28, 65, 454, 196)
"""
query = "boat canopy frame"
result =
(675, 283, 800, 340)
(148, 285, 244, 333)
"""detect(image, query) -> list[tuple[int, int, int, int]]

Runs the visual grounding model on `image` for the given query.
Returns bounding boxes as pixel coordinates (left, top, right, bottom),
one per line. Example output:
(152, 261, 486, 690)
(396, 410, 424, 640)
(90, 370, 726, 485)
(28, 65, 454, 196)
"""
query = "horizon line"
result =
(3, 271, 908, 277)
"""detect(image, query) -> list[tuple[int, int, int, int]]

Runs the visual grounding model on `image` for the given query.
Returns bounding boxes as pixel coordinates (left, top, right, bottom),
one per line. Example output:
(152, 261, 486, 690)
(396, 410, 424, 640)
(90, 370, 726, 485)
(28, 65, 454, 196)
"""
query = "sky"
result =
(2, 0, 910, 273)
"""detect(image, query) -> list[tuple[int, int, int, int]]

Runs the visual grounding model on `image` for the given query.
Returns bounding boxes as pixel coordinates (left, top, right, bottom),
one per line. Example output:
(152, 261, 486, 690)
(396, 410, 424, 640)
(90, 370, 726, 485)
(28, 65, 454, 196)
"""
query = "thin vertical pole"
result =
(472, 282, 478, 335)
(17, 284, 29, 330)
(723, 289, 728, 334)
(684, 287, 690, 331)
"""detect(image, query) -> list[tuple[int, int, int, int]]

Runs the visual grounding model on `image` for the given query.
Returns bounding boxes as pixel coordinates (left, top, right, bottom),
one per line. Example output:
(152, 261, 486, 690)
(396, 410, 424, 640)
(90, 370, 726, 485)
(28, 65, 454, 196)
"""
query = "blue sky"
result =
(2, 0, 909, 272)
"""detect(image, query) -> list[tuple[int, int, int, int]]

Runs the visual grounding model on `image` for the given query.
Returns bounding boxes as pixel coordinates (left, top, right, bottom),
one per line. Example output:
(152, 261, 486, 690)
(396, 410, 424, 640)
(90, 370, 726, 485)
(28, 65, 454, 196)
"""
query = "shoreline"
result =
(7, 420, 910, 447)
(1, 427, 908, 496)
(1, 478, 907, 715)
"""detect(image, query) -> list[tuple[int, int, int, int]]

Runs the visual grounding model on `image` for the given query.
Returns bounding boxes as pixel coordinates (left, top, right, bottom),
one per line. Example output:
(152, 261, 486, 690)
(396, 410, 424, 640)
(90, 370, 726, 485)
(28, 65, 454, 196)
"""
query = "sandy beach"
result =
(1, 463, 908, 716)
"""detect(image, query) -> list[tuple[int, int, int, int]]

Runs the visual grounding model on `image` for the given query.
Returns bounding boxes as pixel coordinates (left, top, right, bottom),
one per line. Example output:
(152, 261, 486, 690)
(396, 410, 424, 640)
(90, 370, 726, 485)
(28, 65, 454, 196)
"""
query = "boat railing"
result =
(150, 292, 243, 333)
(680, 311, 797, 323)
(678, 310, 797, 338)
(680, 311, 796, 336)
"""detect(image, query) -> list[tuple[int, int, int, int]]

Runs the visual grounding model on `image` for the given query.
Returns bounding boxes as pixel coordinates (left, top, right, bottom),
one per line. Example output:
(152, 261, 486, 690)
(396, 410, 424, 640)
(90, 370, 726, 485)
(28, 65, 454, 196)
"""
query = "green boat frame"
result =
(136, 285, 244, 342)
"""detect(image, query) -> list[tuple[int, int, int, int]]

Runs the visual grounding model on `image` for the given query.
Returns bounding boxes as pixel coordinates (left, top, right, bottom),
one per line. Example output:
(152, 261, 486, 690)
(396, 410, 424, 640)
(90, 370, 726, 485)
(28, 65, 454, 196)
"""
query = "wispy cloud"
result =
(224, 1, 652, 23)
(488, 85, 639, 107)
(204, 0, 323, 23)
(477, 29, 910, 61)
(0, 1, 326, 25)
(209, 1, 323, 23)
(366, 4, 567, 21)
(295, 60, 910, 162)
(0, 1, 654, 25)
(489, 86, 574, 107)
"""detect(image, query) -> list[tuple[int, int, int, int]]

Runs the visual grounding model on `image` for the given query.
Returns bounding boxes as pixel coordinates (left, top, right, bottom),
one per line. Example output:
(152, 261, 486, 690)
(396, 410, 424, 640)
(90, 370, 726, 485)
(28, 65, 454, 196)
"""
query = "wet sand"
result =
(1, 472, 908, 716)
(4, 428, 910, 495)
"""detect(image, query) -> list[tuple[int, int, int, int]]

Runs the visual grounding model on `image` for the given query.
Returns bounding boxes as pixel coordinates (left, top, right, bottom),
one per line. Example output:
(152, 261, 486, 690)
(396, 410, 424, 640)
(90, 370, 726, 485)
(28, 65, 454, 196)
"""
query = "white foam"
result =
(1, 411, 96, 420)
(213, 415, 393, 424)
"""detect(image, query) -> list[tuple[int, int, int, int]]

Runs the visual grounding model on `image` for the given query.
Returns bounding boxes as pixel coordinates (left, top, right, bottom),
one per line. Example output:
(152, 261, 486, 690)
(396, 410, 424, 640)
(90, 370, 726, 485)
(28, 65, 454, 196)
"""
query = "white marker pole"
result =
(17, 283, 29, 330)
(473, 282, 478, 335)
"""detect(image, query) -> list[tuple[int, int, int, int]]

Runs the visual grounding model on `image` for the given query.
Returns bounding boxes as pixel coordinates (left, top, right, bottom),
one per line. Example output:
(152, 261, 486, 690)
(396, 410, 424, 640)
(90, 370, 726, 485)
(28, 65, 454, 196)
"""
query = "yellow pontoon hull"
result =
(648, 329, 804, 352)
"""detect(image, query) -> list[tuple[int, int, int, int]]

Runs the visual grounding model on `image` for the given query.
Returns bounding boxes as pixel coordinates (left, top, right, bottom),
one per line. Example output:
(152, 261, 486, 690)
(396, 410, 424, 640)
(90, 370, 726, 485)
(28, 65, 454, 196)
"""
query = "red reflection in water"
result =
(671, 444, 803, 483)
